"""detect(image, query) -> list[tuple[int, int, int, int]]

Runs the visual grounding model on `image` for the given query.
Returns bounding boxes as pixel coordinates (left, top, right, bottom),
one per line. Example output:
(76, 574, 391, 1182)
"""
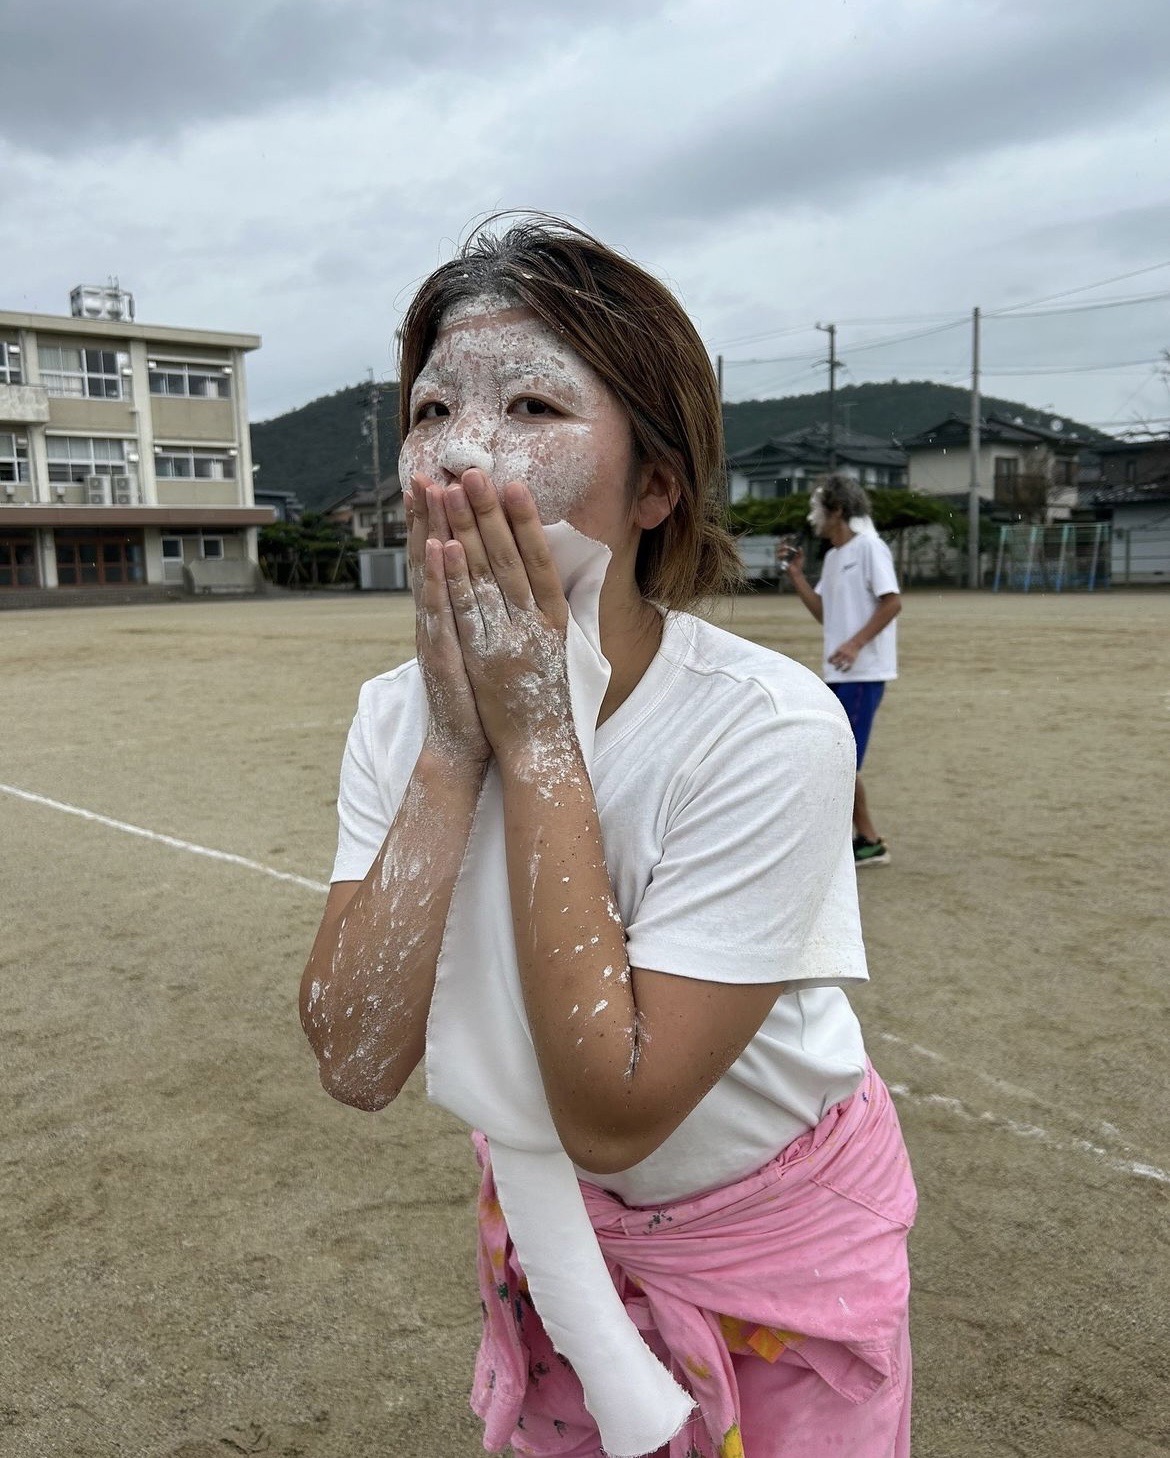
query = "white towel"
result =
(425, 522, 695, 1457)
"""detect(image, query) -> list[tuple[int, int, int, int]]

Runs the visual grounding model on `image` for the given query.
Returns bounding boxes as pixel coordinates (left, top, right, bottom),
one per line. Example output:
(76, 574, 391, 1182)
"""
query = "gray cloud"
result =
(0, 0, 648, 155)
(580, 0, 1170, 233)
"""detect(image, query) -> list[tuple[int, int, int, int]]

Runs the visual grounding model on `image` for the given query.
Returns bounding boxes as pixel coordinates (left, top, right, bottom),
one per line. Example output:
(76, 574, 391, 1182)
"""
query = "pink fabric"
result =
(471, 1065, 916, 1457)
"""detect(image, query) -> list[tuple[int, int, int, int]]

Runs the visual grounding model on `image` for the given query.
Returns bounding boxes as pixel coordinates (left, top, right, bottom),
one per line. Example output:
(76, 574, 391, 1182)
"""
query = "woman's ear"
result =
(635, 464, 679, 531)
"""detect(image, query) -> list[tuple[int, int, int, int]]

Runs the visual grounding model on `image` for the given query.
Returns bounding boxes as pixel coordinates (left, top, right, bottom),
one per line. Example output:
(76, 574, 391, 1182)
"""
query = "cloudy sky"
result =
(2, 0, 1169, 435)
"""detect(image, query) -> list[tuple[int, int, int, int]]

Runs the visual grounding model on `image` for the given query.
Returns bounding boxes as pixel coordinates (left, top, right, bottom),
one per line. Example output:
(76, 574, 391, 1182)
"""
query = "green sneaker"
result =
(853, 836, 890, 866)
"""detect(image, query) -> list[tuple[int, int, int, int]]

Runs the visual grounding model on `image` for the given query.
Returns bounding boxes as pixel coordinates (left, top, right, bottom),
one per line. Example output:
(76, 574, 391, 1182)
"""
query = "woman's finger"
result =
(442, 480, 496, 587)
(426, 482, 453, 544)
(408, 474, 432, 594)
(460, 469, 535, 610)
(502, 482, 567, 625)
(441, 538, 488, 654)
(421, 537, 456, 638)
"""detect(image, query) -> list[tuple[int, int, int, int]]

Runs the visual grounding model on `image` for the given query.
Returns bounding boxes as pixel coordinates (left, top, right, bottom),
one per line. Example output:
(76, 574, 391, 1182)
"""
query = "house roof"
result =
(323, 476, 402, 514)
(903, 412, 1084, 451)
(1087, 481, 1170, 506)
(728, 425, 906, 471)
(1089, 435, 1170, 458)
(1083, 437, 1170, 503)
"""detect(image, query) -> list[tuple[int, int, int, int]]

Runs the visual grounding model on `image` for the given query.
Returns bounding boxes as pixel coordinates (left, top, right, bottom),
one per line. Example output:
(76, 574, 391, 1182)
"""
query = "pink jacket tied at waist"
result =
(472, 1064, 916, 1458)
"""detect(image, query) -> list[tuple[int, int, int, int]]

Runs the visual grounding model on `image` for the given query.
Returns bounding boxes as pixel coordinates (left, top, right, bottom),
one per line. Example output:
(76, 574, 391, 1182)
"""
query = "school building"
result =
(0, 283, 271, 598)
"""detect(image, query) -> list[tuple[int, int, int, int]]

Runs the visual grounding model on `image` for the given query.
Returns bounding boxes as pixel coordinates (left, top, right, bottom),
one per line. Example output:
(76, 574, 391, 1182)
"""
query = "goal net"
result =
(992, 522, 1111, 592)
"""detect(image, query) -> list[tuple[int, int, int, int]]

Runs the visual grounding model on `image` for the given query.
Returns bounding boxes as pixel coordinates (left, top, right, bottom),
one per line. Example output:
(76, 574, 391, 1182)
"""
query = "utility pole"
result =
(968, 307, 982, 589)
(367, 369, 383, 550)
(716, 353, 724, 403)
(816, 322, 839, 469)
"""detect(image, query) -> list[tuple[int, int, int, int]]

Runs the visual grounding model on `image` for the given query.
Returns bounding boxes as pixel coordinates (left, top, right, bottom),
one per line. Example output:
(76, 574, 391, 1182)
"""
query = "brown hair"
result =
(397, 214, 742, 609)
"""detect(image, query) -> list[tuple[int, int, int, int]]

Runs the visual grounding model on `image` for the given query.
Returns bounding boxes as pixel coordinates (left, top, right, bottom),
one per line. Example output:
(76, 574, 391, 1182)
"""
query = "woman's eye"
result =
(413, 401, 449, 423)
(512, 397, 558, 418)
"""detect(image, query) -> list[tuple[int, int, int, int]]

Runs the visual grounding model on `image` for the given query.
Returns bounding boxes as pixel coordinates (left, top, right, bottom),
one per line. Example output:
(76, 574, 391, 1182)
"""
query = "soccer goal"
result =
(992, 521, 1111, 592)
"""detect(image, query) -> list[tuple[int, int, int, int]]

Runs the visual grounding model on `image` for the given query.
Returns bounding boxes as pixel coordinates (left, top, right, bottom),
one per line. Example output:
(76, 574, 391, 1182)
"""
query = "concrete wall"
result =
(150, 397, 236, 443)
(156, 481, 241, 508)
(45, 397, 137, 434)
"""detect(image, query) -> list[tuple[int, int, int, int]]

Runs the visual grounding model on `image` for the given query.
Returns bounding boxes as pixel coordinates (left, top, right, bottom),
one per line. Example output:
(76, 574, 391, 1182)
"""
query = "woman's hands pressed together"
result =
(412, 467, 574, 769)
(406, 477, 491, 772)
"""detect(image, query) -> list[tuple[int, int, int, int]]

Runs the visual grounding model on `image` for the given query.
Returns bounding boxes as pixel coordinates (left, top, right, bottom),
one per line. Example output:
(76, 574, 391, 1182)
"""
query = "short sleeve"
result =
(864, 536, 900, 597)
(331, 691, 393, 884)
(623, 704, 865, 986)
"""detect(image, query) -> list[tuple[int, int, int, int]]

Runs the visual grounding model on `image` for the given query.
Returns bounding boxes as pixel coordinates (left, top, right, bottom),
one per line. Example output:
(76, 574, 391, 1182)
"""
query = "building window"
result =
(993, 455, 1019, 505)
(0, 433, 30, 483)
(1, 340, 22, 385)
(39, 345, 126, 400)
(201, 536, 224, 559)
(148, 360, 232, 399)
(1124, 458, 1137, 485)
(1053, 458, 1075, 488)
(154, 445, 236, 480)
(46, 434, 126, 483)
(161, 537, 183, 561)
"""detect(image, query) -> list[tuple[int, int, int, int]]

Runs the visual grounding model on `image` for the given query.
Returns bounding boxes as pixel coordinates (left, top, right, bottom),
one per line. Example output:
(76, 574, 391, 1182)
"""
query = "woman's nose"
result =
(436, 417, 493, 483)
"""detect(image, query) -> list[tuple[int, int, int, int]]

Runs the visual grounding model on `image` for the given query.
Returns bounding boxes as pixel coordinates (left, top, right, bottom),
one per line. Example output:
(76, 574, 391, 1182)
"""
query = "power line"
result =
(842, 316, 969, 356)
(986, 289, 1170, 321)
(710, 262, 1170, 358)
(980, 359, 1159, 376)
(708, 322, 823, 350)
(987, 258, 1170, 316)
(709, 309, 966, 349)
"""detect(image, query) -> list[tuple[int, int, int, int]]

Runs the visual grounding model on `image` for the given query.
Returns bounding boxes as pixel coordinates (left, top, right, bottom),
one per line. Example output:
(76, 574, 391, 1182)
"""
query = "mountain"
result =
(250, 382, 402, 515)
(720, 380, 1105, 456)
(250, 378, 1104, 514)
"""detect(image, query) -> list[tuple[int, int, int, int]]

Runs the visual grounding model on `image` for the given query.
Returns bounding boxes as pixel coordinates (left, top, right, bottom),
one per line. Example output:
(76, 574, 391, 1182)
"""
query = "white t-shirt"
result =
(815, 532, 901, 683)
(331, 612, 870, 1205)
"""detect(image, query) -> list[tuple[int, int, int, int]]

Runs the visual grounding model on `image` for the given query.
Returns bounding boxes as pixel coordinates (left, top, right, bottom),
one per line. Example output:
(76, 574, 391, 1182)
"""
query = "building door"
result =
(55, 530, 146, 586)
(0, 534, 39, 588)
(161, 536, 185, 583)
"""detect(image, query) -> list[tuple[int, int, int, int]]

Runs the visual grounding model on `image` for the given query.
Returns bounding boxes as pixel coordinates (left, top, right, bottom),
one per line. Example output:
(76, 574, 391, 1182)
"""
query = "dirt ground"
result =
(2, 586, 1168, 1458)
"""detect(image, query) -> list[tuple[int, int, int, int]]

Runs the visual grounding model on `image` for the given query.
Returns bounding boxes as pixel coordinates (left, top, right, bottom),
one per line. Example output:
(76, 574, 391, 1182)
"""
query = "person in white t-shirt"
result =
(298, 218, 915, 1457)
(783, 475, 902, 867)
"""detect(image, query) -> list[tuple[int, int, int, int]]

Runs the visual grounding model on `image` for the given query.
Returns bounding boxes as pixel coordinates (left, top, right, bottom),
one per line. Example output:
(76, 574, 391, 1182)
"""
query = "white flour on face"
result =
(398, 299, 631, 525)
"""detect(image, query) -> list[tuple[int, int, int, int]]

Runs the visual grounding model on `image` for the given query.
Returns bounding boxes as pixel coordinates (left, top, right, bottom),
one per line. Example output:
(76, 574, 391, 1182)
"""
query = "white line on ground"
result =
(887, 1082, 1170, 1186)
(877, 1030, 1130, 1148)
(4, 780, 1166, 1187)
(0, 782, 329, 895)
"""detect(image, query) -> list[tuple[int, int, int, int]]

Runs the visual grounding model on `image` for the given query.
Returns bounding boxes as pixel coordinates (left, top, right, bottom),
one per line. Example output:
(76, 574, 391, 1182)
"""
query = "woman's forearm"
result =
(499, 735, 645, 1167)
(300, 745, 483, 1110)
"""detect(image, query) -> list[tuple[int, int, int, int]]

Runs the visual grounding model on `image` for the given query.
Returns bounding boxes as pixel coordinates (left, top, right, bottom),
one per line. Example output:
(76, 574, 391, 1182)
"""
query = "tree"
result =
(258, 512, 359, 588)
(726, 488, 947, 538)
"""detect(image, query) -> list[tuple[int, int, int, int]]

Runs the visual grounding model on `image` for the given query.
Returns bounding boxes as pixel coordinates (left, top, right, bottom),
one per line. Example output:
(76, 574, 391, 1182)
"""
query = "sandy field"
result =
(2, 586, 1168, 1458)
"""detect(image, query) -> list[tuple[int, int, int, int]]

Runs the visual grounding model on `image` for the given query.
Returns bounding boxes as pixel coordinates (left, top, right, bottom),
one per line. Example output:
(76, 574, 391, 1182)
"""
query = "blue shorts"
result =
(828, 681, 886, 769)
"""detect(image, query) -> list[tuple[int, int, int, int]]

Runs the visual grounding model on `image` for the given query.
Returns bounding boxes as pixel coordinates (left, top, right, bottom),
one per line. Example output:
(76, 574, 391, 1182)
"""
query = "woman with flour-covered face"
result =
(300, 218, 916, 1458)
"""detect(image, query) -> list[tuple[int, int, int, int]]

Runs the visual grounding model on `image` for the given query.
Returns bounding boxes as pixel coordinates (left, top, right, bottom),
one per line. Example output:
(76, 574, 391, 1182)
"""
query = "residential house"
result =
(325, 477, 405, 543)
(253, 486, 304, 523)
(1080, 436, 1170, 584)
(728, 425, 907, 503)
(0, 283, 269, 595)
(903, 413, 1083, 519)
